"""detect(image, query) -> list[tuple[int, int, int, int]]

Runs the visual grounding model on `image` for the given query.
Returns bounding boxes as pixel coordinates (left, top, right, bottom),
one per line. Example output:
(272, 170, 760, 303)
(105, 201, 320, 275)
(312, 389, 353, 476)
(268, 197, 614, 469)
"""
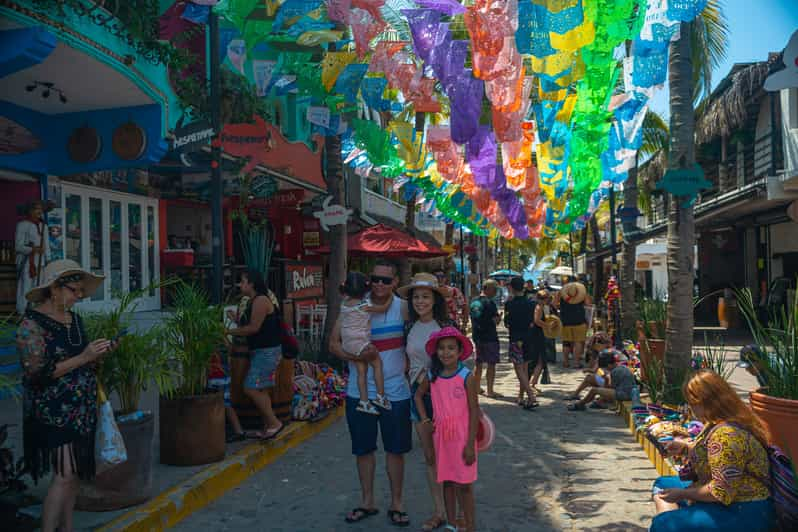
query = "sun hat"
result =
(424, 326, 473, 360)
(476, 410, 495, 452)
(561, 282, 587, 305)
(543, 315, 562, 339)
(397, 272, 451, 299)
(25, 259, 104, 303)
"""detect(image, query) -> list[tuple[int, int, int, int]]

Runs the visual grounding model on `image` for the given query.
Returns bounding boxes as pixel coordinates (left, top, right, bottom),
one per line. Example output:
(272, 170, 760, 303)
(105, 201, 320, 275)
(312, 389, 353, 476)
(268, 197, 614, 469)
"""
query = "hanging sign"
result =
(285, 263, 324, 299)
(313, 196, 352, 231)
(655, 164, 711, 206)
(171, 119, 214, 167)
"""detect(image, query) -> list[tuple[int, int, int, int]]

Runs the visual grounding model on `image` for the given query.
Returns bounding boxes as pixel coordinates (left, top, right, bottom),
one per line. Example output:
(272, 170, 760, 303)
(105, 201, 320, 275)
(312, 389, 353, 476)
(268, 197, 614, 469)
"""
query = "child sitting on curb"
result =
(566, 349, 636, 411)
(585, 332, 612, 371)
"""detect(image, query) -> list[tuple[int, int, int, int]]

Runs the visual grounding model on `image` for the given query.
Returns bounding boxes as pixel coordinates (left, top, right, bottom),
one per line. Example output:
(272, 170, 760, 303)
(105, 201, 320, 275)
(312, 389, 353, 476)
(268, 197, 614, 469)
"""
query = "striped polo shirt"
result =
(346, 295, 411, 401)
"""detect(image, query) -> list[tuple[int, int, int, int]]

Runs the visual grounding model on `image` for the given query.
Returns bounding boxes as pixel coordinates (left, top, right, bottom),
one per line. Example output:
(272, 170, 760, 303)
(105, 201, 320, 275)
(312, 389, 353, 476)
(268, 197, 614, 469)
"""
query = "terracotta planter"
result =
(750, 389, 798, 462)
(159, 392, 225, 466)
(76, 412, 154, 511)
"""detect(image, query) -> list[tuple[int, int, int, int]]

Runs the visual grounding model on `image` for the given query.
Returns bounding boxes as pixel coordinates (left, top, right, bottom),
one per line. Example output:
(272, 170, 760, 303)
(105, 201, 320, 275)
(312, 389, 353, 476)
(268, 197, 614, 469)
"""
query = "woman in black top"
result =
(228, 269, 284, 440)
(17, 259, 113, 532)
(503, 277, 539, 409)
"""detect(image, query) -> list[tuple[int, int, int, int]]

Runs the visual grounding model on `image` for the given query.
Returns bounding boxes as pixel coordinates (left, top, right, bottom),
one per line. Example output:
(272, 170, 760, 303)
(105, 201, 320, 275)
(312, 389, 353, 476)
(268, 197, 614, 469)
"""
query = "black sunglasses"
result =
(62, 284, 84, 297)
(370, 275, 394, 285)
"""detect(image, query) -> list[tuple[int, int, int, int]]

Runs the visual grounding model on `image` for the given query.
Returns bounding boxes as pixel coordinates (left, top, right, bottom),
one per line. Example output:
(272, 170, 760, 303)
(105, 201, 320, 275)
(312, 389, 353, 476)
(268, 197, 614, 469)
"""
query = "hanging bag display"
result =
(95, 383, 127, 474)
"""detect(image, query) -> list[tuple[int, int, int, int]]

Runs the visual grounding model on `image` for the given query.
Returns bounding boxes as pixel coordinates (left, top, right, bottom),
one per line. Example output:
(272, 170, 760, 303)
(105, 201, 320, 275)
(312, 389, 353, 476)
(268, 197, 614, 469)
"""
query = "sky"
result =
(648, 0, 798, 117)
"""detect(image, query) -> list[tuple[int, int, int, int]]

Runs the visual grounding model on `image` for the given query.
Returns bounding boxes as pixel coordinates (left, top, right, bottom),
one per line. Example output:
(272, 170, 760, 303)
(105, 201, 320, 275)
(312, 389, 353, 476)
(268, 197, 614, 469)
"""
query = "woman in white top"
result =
(397, 273, 452, 532)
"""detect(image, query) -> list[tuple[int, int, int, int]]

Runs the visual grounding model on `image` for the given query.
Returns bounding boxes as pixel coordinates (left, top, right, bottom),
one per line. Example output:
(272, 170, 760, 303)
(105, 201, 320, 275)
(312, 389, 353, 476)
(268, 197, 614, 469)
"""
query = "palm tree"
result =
(322, 128, 347, 360)
(664, 1, 729, 386)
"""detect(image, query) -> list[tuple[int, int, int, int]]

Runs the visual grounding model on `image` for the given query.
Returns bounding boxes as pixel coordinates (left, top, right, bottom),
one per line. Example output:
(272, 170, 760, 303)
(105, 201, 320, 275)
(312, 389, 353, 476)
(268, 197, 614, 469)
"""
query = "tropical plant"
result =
(162, 282, 226, 399)
(0, 315, 19, 400)
(639, 297, 668, 338)
(642, 355, 666, 404)
(692, 333, 733, 382)
(237, 218, 275, 277)
(736, 286, 798, 400)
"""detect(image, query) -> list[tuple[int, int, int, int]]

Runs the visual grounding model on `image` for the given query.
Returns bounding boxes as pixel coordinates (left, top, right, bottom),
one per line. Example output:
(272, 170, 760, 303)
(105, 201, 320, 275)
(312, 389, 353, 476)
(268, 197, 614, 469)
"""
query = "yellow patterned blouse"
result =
(688, 423, 771, 506)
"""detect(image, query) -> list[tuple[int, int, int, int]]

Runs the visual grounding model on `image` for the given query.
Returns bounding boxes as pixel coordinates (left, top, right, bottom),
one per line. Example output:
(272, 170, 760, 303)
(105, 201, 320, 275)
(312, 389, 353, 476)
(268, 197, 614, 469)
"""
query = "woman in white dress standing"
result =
(16, 201, 49, 315)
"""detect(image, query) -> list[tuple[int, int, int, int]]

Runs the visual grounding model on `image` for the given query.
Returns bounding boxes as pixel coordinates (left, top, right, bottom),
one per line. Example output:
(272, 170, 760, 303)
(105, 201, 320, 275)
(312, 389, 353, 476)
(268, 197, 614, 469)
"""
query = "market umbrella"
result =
(488, 269, 522, 280)
(549, 265, 574, 276)
(314, 223, 449, 258)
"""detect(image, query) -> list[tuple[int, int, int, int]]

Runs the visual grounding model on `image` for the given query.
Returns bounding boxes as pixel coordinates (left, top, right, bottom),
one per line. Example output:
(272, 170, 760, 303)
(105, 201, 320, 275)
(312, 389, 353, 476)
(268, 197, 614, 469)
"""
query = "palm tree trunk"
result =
(621, 163, 640, 335)
(664, 21, 696, 387)
(322, 134, 347, 359)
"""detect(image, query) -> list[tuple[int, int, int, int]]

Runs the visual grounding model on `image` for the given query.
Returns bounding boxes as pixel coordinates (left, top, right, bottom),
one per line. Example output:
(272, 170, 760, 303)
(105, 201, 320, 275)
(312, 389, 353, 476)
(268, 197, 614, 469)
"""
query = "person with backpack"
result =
(650, 370, 777, 531)
(469, 280, 501, 399)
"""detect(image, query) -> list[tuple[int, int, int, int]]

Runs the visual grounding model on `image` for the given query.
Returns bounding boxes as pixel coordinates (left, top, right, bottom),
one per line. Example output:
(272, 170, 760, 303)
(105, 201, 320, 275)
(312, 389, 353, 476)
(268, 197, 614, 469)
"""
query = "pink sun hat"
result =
(424, 326, 474, 361)
(476, 410, 495, 452)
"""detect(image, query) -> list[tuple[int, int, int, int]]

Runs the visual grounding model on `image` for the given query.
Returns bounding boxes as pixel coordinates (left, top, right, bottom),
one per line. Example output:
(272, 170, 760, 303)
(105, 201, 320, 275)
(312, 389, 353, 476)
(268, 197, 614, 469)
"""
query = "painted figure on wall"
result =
(16, 200, 49, 314)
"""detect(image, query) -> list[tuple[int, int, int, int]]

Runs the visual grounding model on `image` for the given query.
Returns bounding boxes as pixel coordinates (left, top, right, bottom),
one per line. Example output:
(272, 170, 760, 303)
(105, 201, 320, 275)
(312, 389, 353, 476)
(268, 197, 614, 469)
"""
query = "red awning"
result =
(315, 224, 448, 258)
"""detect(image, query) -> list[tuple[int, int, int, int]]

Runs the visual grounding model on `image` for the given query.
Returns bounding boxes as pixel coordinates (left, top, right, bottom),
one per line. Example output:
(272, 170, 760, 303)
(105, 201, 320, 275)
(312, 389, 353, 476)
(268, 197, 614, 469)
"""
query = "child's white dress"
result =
(340, 299, 372, 356)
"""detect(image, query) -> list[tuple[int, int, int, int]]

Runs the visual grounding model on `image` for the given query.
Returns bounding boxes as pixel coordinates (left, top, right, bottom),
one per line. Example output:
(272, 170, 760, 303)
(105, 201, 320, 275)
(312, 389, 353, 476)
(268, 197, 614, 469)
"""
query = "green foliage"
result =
(643, 355, 666, 404)
(162, 283, 226, 399)
(0, 315, 19, 400)
(736, 285, 798, 400)
(83, 285, 178, 414)
(694, 333, 734, 382)
(639, 297, 667, 338)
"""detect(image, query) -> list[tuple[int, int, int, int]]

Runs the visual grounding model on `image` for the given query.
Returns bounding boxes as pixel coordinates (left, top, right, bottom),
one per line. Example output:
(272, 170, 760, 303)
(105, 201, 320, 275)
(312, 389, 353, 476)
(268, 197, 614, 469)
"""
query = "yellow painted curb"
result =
(99, 406, 345, 532)
(617, 401, 677, 476)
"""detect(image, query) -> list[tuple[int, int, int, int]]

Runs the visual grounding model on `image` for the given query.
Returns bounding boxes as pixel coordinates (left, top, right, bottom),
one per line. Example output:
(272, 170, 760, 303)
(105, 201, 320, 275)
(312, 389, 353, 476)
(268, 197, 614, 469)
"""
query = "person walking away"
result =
(339, 271, 393, 415)
(556, 280, 591, 368)
(528, 290, 550, 392)
(504, 277, 539, 409)
(16, 200, 49, 315)
(398, 272, 452, 531)
(227, 269, 284, 440)
(17, 259, 113, 532)
(436, 270, 469, 331)
(329, 260, 413, 527)
(470, 280, 501, 399)
(414, 327, 479, 532)
(650, 370, 775, 531)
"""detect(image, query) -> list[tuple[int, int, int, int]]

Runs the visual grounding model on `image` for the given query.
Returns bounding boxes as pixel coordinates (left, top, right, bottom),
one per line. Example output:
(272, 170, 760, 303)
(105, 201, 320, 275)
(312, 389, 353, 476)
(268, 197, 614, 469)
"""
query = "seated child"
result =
(208, 353, 247, 442)
(339, 272, 393, 415)
(585, 332, 611, 372)
(567, 349, 636, 411)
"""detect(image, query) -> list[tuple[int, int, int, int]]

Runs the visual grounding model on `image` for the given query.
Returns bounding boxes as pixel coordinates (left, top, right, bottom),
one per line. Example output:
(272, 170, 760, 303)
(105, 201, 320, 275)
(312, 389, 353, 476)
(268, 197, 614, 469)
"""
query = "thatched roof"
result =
(695, 60, 773, 144)
(638, 151, 666, 189)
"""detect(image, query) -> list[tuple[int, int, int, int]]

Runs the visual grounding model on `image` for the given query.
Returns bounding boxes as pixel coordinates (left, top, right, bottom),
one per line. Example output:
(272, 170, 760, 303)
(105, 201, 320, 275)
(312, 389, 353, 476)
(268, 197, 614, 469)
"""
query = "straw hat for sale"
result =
(26, 259, 104, 303)
(543, 315, 562, 339)
(397, 272, 451, 299)
(561, 282, 587, 305)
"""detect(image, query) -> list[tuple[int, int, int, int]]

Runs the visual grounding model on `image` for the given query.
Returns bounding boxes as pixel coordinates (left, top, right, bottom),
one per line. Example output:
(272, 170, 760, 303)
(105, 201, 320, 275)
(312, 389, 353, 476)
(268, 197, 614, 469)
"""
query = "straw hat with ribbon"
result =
(397, 272, 451, 299)
(26, 259, 104, 304)
(543, 315, 563, 339)
(561, 282, 587, 305)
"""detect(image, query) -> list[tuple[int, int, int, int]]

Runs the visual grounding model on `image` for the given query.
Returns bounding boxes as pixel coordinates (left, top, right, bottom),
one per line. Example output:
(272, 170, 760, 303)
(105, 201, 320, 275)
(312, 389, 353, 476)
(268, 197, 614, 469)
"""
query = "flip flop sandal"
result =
(421, 516, 446, 531)
(260, 424, 285, 441)
(345, 507, 379, 523)
(387, 510, 410, 527)
(522, 400, 539, 410)
(486, 391, 502, 399)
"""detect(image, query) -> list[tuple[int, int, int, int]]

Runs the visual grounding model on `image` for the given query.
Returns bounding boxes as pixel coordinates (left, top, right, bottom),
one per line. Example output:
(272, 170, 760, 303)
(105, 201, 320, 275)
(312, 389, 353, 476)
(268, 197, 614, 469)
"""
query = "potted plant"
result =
(159, 282, 227, 466)
(737, 286, 798, 461)
(78, 289, 176, 511)
(639, 297, 667, 361)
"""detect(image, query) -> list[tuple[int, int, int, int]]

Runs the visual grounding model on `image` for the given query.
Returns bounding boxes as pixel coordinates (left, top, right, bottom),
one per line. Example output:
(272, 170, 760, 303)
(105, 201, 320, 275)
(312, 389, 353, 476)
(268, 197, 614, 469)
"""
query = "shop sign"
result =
(264, 188, 304, 208)
(171, 120, 214, 153)
(313, 196, 352, 231)
(303, 231, 321, 248)
(285, 264, 323, 299)
(251, 174, 278, 198)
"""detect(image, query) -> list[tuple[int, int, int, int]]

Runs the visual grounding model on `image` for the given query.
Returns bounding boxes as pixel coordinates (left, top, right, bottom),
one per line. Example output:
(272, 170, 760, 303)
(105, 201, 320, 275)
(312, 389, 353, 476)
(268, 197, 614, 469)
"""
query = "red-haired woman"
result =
(651, 370, 775, 531)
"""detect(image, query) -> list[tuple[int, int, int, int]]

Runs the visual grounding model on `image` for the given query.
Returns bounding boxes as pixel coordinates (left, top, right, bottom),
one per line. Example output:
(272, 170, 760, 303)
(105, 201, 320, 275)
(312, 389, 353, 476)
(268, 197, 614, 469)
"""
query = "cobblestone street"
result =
(173, 339, 657, 532)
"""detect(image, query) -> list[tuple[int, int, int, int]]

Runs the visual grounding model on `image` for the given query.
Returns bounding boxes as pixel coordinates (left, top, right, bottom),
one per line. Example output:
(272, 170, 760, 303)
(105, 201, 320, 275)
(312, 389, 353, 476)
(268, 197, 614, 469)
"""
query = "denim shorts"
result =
(345, 397, 412, 456)
(409, 380, 434, 423)
(244, 346, 281, 390)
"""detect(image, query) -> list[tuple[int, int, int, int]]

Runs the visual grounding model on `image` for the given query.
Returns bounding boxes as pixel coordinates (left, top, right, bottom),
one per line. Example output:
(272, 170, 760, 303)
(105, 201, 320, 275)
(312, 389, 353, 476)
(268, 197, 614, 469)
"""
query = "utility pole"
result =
(459, 225, 466, 295)
(609, 185, 621, 347)
(209, 11, 223, 304)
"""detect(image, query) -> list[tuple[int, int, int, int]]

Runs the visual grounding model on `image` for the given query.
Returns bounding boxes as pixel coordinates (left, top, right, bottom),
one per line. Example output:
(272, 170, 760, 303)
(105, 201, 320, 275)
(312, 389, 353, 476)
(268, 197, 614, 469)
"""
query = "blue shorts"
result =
(409, 381, 433, 423)
(651, 476, 776, 531)
(345, 397, 412, 456)
(207, 377, 231, 407)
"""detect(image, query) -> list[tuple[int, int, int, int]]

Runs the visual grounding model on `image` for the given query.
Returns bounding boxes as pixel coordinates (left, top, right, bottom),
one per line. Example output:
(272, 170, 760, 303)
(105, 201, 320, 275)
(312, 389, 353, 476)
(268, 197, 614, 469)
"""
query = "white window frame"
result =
(60, 183, 160, 312)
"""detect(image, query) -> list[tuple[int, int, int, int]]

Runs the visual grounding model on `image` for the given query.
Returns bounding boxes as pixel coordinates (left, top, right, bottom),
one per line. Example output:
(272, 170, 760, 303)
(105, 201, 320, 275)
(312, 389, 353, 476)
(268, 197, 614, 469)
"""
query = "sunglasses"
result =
(370, 275, 394, 285)
(62, 284, 84, 297)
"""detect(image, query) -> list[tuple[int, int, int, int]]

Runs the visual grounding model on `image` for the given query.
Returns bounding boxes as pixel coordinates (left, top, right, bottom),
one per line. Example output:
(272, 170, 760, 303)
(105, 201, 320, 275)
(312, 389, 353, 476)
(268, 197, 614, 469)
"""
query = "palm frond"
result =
(640, 109, 669, 158)
(691, 0, 730, 103)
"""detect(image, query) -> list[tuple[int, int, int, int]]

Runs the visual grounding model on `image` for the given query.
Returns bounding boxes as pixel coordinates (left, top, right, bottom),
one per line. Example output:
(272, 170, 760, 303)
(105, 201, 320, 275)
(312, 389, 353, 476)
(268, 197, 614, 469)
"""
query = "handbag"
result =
(95, 384, 127, 474)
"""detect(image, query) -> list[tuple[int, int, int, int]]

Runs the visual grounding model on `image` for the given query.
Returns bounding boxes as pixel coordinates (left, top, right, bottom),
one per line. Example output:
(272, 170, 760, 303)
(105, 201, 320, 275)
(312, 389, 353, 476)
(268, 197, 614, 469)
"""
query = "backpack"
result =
(768, 445, 798, 531)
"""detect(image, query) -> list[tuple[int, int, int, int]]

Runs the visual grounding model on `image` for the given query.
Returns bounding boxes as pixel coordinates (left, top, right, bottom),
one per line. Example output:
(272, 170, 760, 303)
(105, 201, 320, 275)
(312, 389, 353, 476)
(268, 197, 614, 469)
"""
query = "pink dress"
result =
(430, 364, 477, 484)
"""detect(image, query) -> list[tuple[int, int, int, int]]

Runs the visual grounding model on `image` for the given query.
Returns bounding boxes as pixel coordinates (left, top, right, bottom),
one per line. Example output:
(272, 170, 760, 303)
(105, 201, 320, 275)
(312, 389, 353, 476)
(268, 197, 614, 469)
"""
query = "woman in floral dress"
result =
(17, 259, 111, 532)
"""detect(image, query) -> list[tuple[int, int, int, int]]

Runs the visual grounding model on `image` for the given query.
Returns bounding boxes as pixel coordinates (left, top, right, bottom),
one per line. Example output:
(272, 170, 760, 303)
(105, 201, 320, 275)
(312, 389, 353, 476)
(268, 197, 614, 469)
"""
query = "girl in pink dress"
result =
(414, 327, 479, 532)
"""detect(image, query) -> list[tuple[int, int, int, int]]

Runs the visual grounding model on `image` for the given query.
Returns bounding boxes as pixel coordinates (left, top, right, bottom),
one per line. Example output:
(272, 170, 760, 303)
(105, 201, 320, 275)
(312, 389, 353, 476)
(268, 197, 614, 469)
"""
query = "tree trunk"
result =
(444, 223, 454, 246)
(664, 21, 696, 387)
(589, 216, 603, 301)
(322, 134, 347, 360)
(621, 163, 640, 336)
